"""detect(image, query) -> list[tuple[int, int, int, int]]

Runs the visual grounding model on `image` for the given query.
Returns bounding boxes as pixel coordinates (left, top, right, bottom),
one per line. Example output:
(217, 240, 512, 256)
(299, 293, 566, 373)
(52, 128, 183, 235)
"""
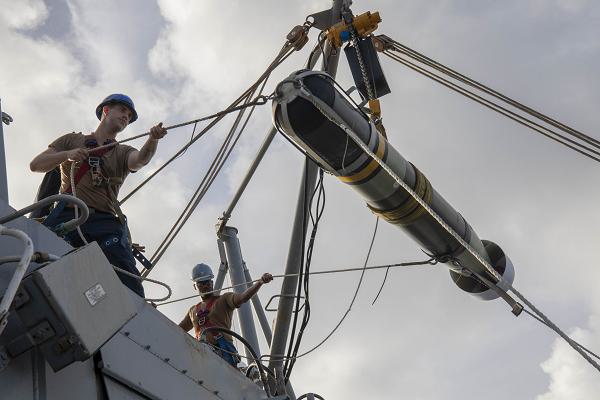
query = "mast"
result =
(267, 0, 349, 394)
(0, 98, 9, 203)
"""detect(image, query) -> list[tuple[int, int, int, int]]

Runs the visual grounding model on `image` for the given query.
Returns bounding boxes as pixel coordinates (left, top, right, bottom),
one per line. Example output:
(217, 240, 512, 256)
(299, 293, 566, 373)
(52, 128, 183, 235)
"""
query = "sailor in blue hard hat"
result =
(179, 263, 273, 367)
(29, 93, 168, 297)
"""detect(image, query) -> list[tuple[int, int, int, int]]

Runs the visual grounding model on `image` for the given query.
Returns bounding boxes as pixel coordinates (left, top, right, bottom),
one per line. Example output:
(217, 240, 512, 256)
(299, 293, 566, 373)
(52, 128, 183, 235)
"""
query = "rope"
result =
(522, 309, 600, 362)
(380, 35, 600, 150)
(65, 164, 172, 303)
(379, 41, 600, 163)
(70, 162, 88, 246)
(155, 257, 436, 307)
(119, 42, 296, 205)
(89, 95, 273, 153)
(147, 76, 271, 269)
(298, 80, 600, 373)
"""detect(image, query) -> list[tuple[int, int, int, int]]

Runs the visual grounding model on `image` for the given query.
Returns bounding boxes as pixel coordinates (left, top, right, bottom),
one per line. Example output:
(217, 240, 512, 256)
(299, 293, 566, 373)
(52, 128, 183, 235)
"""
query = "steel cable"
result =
(155, 258, 435, 307)
(382, 51, 600, 163)
(119, 43, 296, 205)
(147, 77, 271, 269)
(381, 36, 600, 151)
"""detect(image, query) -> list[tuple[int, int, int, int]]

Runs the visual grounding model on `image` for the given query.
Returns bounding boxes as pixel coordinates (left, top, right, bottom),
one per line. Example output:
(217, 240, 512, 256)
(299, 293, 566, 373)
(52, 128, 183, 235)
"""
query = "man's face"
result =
(103, 104, 133, 132)
(195, 279, 214, 297)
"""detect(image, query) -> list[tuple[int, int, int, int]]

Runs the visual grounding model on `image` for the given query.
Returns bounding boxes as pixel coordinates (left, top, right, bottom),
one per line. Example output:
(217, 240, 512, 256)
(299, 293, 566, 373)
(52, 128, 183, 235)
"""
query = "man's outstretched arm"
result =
(127, 123, 167, 171)
(233, 273, 273, 308)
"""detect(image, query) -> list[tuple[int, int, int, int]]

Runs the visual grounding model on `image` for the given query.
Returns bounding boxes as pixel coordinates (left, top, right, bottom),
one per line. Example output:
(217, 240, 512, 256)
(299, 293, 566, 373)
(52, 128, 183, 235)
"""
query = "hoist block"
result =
(326, 11, 381, 48)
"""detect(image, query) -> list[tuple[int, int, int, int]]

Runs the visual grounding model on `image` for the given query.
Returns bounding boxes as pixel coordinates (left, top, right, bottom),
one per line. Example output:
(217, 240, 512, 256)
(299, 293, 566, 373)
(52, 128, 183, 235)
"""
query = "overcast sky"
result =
(1, 0, 599, 399)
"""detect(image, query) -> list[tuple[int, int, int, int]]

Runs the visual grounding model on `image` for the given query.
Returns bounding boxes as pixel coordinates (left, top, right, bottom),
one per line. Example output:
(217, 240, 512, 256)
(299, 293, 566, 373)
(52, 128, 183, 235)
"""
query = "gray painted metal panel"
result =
(103, 376, 148, 400)
(0, 347, 34, 399)
(31, 242, 137, 370)
(0, 349, 99, 400)
(45, 357, 98, 400)
(100, 298, 268, 400)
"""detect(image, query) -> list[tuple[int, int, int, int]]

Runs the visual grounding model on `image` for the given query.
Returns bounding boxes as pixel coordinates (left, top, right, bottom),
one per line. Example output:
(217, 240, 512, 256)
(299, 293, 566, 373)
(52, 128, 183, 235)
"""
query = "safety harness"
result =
(193, 296, 241, 366)
(194, 296, 220, 341)
(40, 136, 153, 269)
(64, 136, 114, 193)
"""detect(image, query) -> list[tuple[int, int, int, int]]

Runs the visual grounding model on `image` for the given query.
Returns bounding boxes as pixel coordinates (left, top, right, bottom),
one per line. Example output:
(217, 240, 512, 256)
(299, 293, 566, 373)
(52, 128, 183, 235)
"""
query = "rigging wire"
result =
(142, 42, 299, 273)
(371, 265, 390, 305)
(119, 42, 296, 205)
(147, 77, 270, 269)
(522, 308, 600, 362)
(378, 38, 600, 163)
(262, 217, 380, 366)
(284, 168, 326, 380)
(382, 51, 600, 163)
(91, 96, 273, 154)
(382, 36, 600, 150)
(155, 258, 436, 307)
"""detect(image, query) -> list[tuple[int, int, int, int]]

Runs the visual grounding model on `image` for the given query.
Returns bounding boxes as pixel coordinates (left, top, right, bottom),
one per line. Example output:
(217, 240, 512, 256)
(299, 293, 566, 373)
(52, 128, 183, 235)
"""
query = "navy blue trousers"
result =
(45, 208, 145, 297)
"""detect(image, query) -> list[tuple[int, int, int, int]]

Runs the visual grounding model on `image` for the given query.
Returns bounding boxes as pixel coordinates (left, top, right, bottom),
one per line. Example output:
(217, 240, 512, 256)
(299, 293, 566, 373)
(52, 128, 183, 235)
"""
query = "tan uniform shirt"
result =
(187, 293, 238, 344)
(49, 132, 136, 215)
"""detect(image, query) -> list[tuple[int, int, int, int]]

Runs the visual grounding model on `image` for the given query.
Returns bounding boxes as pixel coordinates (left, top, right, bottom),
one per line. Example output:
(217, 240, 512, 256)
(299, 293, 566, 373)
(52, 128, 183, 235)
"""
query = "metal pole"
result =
(267, 0, 346, 391)
(217, 127, 278, 231)
(213, 239, 229, 294)
(243, 266, 272, 345)
(220, 226, 261, 362)
(0, 99, 9, 203)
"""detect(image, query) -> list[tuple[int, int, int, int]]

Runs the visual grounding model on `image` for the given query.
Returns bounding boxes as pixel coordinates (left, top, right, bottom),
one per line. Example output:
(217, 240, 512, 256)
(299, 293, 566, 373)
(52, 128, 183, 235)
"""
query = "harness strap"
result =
(194, 297, 220, 340)
(63, 137, 114, 194)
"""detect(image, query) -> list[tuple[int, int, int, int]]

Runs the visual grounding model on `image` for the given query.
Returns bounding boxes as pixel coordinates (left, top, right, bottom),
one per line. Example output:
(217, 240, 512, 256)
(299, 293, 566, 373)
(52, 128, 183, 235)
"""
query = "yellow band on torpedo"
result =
(367, 164, 433, 225)
(339, 134, 386, 184)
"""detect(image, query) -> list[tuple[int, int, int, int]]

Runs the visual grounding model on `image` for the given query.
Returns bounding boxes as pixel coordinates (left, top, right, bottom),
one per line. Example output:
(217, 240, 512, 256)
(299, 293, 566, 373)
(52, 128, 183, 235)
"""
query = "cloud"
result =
(2, 1, 600, 399)
(0, 0, 48, 30)
(537, 316, 600, 400)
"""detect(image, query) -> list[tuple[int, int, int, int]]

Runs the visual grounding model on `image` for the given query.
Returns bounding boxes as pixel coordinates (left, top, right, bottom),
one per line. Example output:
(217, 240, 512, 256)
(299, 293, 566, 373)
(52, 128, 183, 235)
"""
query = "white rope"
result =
(68, 163, 171, 302)
(70, 162, 88, 246)
(297, 79, 600, 373)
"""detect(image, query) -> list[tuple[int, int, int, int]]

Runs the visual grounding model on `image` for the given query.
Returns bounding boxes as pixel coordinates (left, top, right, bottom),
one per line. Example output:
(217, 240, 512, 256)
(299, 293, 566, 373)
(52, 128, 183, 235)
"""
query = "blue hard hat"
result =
(191, 263, 214, 282)
(96, 93, 138, 123)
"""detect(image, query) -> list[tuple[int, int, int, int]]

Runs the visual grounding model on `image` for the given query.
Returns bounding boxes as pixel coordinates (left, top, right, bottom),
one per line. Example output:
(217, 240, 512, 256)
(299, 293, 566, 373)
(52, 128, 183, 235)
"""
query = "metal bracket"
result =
(470, 271, 523, 316)
(132, 246, 153, 270)
(12, 287, 31, 309)
(265, 294, 305, 313)
(29, 320, 56, 345)
(1, 111, 13, 126)
(306, 0, 352, 31)
(306, 9, 333, 31)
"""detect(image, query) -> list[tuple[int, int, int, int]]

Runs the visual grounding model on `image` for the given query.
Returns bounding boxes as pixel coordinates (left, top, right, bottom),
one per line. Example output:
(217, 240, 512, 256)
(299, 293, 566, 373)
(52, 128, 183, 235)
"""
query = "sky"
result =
(1, 0, 599, 399)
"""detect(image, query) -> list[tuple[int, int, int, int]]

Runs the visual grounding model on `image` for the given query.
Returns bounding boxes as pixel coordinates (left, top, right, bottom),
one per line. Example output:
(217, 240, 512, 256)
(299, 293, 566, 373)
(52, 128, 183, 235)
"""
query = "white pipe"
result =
(0, 226, 34, 335)
(0, 194, 89, 231)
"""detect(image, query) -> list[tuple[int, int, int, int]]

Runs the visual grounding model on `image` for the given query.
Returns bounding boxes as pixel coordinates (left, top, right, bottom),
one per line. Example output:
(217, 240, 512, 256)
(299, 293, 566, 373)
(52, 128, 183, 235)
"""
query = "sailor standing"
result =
(29, 94, 167, 297)
(179, 263, 272, 366)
